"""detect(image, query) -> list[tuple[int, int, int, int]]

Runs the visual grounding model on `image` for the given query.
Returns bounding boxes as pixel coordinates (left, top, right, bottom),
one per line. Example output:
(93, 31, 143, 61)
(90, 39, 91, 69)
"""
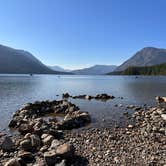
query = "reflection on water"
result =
(0, 75, 166, 130)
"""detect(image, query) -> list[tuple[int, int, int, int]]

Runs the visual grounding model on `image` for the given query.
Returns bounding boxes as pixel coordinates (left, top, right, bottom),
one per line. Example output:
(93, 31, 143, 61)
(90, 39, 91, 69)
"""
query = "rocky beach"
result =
(0, 94, 166, 166)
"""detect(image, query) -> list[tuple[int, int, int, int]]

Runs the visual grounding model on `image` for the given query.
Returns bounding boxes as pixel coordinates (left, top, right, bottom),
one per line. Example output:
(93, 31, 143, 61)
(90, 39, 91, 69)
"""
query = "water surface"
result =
(0, 75, 165, 131)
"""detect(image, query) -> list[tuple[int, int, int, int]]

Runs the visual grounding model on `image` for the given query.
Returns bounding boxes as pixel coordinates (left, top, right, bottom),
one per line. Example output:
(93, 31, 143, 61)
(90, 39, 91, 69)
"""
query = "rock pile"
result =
(63, 93, 115, 101)
(0, 100, 91, 166)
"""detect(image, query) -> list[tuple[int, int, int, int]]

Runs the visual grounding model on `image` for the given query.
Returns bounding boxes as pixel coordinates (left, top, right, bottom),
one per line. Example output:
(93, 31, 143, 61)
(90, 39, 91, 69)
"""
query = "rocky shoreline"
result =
(0, 95, 166, 165)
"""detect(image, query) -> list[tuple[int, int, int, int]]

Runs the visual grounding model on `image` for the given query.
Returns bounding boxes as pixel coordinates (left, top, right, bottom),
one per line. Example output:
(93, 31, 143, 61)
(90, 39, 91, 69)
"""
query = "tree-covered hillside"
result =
(108, 63, 166, 75)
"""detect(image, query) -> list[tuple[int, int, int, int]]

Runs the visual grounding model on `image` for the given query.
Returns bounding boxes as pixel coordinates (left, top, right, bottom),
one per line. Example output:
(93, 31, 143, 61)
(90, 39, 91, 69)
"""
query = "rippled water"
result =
(0, 75, 166, 131)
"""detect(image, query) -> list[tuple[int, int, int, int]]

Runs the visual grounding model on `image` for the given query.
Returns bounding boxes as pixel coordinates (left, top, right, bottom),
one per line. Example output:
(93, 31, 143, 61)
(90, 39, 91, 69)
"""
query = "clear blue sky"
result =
(0, 0, 166, 69)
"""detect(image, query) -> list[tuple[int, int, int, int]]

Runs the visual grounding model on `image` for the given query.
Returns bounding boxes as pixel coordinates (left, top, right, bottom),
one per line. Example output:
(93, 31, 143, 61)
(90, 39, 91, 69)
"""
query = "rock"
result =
(34, 159, 46, 166)
(161, 114, 166, 120)
(58, 112, 91, 130)
(49, 139, 61, 149)
(42, 134, 54, 146)
(127, 105, 135, 109)
(62, 93, 70, 98)
(4, 158, 21, 166)
(20, 139, 32, 151)
(44, 150, 58, 165)
(95, 94, 115, 100)
(18, 123, 33, 135)
(40, 145, 48, 152)
(0, 136, 14, 151)
(8, 119, 18, 128)
(30, 134, 41, 148)
(127, 124, 134, 129)
(85, 95, 92, 100)
(18, 151, 34, 162)
(55, 160, 66, 166)
(56, 143, 75, 158)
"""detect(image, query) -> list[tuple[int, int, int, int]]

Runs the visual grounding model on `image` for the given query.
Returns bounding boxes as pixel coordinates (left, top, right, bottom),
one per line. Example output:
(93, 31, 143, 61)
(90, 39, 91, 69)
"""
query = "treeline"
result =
(108, 63, 166, 75)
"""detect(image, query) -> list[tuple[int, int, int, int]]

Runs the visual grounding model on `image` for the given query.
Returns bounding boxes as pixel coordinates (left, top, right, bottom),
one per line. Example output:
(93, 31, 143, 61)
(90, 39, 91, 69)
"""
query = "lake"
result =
(0, 75, 166, 131)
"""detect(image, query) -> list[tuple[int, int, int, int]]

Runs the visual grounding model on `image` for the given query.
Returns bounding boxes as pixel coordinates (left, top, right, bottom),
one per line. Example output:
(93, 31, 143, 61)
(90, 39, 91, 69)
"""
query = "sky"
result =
(0, 0, 166, 69)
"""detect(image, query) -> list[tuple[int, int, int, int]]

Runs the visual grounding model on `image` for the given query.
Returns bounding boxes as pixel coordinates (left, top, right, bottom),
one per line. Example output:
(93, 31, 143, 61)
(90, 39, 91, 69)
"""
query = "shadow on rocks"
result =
(68, 155, 89, 166)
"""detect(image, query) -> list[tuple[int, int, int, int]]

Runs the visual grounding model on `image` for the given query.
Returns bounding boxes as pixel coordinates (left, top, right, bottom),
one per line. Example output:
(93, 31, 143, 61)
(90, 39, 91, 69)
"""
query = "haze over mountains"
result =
(0, 44, 166, 75)
(116, 47, 166, 71)
(71, 65, 117, 75)
(48, 66, 71, 72)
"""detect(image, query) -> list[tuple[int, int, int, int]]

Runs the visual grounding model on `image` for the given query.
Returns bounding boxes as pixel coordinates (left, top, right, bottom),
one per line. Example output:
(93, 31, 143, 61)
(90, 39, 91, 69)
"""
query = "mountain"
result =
(0, 44, 64, 74)
(48, 65, 71, 72)
(72, 65, 117, 75)
(107, 63, 166, 75)
(115, 47, 166, 71)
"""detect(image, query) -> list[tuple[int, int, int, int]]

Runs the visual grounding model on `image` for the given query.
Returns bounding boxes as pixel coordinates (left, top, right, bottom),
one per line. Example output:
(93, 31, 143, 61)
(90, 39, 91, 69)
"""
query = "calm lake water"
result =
(0, 75, 166, 131)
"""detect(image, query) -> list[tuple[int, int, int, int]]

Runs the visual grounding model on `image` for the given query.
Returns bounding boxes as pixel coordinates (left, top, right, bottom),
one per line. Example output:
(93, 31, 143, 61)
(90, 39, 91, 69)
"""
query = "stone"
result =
(18, 151, 34, 162)
(85, 95, 92, 100)
(1, 136, 14, 151)
(30, 134, 41, 148)
(18, 123, 33, 135)
(161, 114, 166, 120)
(127, 124, 134, 129)
(8, 119, 18, 128)
(49, 139, 61, 149)
(20, 139, 32, 151)
(55, 160, 66, 166)
(44, 150, 58, 165)
(40, 145, 48, 152)
(42, 134, 54, 146)
(62, 93, 70, 98)
(56, 143, 75, 158)
(4, 158, 21, 166)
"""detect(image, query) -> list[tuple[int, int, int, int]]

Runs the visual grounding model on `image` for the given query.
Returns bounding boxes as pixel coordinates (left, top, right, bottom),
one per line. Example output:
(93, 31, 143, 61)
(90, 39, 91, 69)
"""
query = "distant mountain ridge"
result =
(115, 47, 166, 71)
(72, 65, 117, 75)
(0, 44, 64, 74)
(48, 65, 71, 72)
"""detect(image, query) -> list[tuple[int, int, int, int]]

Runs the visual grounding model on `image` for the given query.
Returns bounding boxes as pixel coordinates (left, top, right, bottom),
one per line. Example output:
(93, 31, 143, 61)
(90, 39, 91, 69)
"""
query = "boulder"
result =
(18, 123, 33, 135)
(56, 143, 75, 158)
(44, 150, 58, 165)
(62, 93, 70, 98)
(4, 158, 20, 166)
(30, 134, 41, 148)
(18, 151, 34, 163)
(49, 139, 61, 149)
(20, 139, 32, 151)
(85, 95, 92, 100)
(58, 112, 91, 130)
(42, 134, 54, 146)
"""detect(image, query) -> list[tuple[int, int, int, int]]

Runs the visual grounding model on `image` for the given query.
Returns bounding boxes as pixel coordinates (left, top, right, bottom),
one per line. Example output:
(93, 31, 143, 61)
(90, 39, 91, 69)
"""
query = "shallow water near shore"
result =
(0, 75, 166, 131)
